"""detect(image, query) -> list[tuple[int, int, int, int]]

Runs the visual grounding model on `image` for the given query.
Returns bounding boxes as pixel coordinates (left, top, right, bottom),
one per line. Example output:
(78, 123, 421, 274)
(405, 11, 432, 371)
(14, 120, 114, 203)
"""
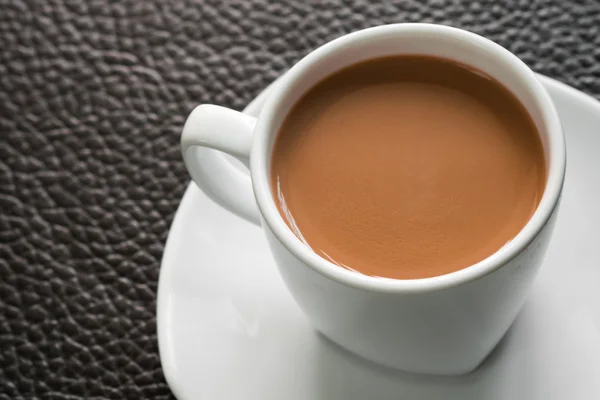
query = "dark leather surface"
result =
(1, 0, 599, 398)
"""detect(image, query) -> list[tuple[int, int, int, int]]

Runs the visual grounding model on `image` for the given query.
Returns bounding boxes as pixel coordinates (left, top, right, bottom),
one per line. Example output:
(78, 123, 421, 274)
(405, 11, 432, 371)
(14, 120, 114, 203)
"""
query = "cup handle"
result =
(181, 104, 260, 225)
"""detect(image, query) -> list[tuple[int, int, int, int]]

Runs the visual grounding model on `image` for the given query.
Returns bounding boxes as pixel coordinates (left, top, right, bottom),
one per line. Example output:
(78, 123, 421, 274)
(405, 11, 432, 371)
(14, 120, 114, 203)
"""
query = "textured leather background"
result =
(1, 0, 599, 398)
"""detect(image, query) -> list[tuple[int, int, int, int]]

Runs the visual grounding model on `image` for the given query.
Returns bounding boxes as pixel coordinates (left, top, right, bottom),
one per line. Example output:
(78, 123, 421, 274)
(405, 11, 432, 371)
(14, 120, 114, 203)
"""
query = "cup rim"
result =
(251, 23, 566, 293)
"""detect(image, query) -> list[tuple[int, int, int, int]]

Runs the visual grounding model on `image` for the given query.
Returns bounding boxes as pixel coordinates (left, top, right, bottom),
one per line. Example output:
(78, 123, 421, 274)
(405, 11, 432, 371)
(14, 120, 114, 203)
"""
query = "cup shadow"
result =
(309, 316, 531, 400)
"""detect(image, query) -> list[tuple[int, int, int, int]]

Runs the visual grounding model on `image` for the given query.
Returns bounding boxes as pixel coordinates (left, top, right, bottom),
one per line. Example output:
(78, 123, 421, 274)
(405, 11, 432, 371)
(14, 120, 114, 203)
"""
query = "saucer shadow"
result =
(309, 320, 529, 400)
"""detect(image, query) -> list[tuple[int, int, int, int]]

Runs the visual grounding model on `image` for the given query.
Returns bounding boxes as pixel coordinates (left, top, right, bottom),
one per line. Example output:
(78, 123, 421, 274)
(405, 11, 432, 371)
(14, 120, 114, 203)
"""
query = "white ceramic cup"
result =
(181, 24, 566, 375)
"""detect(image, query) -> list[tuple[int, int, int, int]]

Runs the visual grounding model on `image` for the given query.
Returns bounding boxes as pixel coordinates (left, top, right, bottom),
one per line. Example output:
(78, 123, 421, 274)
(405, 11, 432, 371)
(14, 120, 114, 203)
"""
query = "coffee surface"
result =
(271, 56, 546, 279)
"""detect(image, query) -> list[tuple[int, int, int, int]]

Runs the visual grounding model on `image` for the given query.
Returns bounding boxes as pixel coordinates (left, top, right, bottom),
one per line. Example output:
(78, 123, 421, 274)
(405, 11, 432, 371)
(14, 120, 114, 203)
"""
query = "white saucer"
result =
(158, 75, 600, 400)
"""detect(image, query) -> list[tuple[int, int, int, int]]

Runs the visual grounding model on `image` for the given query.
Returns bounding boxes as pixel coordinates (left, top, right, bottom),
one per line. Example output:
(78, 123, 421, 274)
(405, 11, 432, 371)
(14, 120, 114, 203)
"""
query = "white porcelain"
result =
(179, 24, 566, 375)
(159, 74, 600, 399)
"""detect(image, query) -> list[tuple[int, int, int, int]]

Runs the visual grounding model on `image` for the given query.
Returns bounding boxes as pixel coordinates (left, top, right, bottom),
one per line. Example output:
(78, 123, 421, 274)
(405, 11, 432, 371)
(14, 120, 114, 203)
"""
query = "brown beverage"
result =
(270, 56, 546, 280)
